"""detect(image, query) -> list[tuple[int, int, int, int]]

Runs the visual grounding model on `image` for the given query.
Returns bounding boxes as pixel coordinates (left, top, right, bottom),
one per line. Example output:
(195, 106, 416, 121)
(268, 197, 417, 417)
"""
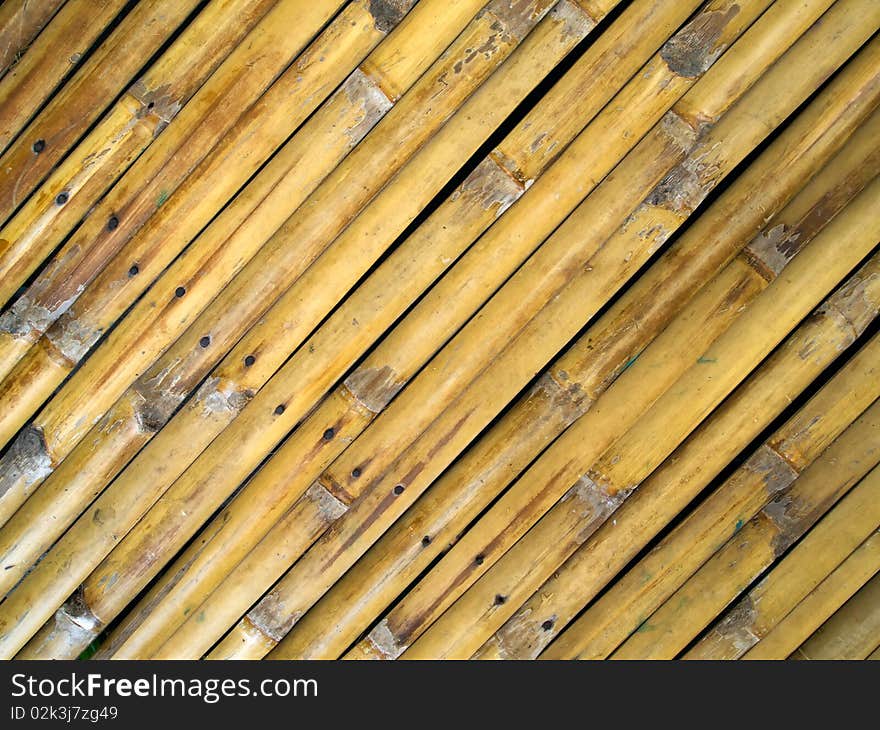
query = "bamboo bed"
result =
(0, 0, 876, 661)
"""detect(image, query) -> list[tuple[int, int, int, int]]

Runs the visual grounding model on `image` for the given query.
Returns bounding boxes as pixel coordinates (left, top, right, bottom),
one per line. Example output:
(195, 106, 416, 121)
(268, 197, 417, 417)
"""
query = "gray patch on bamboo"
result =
(0, 427, 53, 499)
(646, 151, 716, 215)
(492, 605, 557, 659)
(305, 481, 348, 521)
(533, 372, 593, 424)
(744, 220, 809, 282)
(821, 264, 880, 339)
(343, 364, 403, 413)
(484, 0, 551, 42)
(660, 5, 739, 78)
(45, 311, 101, 364)
(549, 0, 597, 39)
(454, 157, 524, 219)
(128, 79, 182, 135)
(190, 375, 254, 420)
(0, 291, 78, 340)
(761, 492, 806, 557)
(745, 444, 799, 497)
(33, 589, 102, 658)
(563, 473, 629, 520)
(364, 617, 406, 659)
(707, 595, 759, 657)
(368, 0, 416, 34)
(247, 594, 302, 644)
(341, 68, 393, 146)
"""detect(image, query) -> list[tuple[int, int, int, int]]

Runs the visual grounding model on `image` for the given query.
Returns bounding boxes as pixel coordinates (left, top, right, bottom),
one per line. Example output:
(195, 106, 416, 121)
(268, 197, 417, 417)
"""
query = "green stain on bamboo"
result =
(697, 356, 717, 364)
(621, 354, 639, 372)
(156, 190, 170, 207)
(634, 619, 655, 634)
(734, 518, 744, 533)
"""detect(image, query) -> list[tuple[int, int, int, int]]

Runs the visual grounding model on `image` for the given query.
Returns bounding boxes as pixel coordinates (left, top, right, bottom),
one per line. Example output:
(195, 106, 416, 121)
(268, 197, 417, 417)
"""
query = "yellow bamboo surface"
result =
(0, 0, 878, 661)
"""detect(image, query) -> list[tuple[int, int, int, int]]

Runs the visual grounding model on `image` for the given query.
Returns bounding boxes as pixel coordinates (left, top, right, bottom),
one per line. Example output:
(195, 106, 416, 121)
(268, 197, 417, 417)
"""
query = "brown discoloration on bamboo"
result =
(343, 365, 405, 414)
(761, 492, 811, 557)
(702, 595, 760, 655)
(746, 444, 801, 496)
(660, 5, 740, 78)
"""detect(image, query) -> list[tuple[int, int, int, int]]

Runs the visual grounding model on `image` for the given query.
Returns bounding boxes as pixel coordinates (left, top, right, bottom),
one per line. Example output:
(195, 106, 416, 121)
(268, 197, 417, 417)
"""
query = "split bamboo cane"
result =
(1, 0, 564, 660)
(609, 400, 880, 660)
(0, 0, 535, 487)
(0, 0, 302, 316)
(792, 574, 880, 659)
(0, 0, 65, 79)
(686, 464, 880, 660)
(0, 0, 128, 154)
(0, 0, 593, 649)
(743, 530, 880, 659)
(295, 109, 880, 661)
(0, 0, 202, 222)
(83, 0, 609, 662)
(115, 0, 820, 660)
(0, 0, 510, 623)
(398, 192, 880, 660)
(214, 5, 879, 661)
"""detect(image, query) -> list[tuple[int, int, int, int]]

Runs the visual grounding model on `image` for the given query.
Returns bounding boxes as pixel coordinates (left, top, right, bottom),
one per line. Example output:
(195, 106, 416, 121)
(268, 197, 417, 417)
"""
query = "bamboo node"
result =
(0, 427, 53, 498)
(342, 68, 394, 145)
(820, 261, 880, 340)
(761, 492, 809, 557)
(248, 595, 302, 644)
(191, 375, 254, 420)
(743, 222, 801, 281)
(364, 618, 406, 659)
(45, 310, 102, 363)
(549, 0, 597, 40)
(744, 444, 800, 496)
(483, 0, 556, 43)
(367, 0, 417, 34)
(660, 4, 740, 79)
(455, 157, 524, 219)
(305, 481, 348, 522)
(705, 595, 759, 655)
(646, 152, 716, 216)
(535, 372, 593, 423)
(343, 364, 404, 413)
(0, 292, 73, 341)
(128, 79, 182, 134)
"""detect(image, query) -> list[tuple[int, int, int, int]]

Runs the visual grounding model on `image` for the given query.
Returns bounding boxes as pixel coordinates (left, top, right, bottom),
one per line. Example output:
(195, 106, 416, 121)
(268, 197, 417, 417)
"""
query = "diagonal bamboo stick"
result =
(609, 400, 880, 659)
(743, 529, 880, 659)
(542, 333, 880, 661)
(0, 0, 285, 311)
(398, 191, 880, 659)
(0, 0, 533, 476)
(0, 0, 563, 660)
(0, 0, 128, 154)
(215, 4, 879, 661)
(83, 0, 610, 662)
(0, 0, 504, 620)
(791, 573, 880, 660)
(292, 110, 880, 661)
(0, 0, 202, 220)
(686, 465, 880, 659)
(117, 0, 812, 656)
(0, 0, 66, 80)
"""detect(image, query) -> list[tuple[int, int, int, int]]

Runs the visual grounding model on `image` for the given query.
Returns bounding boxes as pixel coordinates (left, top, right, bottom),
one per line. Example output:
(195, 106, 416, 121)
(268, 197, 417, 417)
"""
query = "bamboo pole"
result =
(0, 0, 285, 313)
(2, 0, 564, 660)
(542, 339, 880, 661)
(0, 0, 202, 224)
(686, 464, 880, 660)
(0, 0, 128, 154)
(0, 0, 501, 616)
(743, 530, 880, 660)
(0, 0, 66, 80)
(1, 0, 594, 657)
(398, 189, 880, 660)
(609, 401, 880, 660)
(88, 0, 606, 662)
(214, 4, 879, 661)
(792, 573, 880, 659)
(118, 0, 752, 659)
(327, 113, 880, 662)
(129, 0, 812, 660)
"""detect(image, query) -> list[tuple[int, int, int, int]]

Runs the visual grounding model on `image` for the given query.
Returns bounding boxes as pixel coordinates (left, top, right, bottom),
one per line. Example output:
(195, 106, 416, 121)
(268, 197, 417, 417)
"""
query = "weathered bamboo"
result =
(397, 189, 880, 659)
(307, 110, 880, 661)
(0, 0, 496, 617)
(542, 340, 880, 661)
(791, 573, 880, 659)
(127, 0, 816, 660)
(743, 529, 880, 659)
(686, 464, 880, 660)
(213, 4, 878, 661)
(3, 0, 565, 660)
(85, 0, 610, 662)
(58, 0, 730, 660)
(0, 0, 127, 154)
(0, 0, 591, 642)
(0, 0, 66, 79)
(608, 398, 880, 659)
(0, 0, 202, 222)
(0, 0, 284, 312)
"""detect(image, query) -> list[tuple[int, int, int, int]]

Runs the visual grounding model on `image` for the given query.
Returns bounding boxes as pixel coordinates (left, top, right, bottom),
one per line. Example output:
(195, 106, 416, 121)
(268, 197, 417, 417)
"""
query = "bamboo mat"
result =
(0, 0, 877, 660)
